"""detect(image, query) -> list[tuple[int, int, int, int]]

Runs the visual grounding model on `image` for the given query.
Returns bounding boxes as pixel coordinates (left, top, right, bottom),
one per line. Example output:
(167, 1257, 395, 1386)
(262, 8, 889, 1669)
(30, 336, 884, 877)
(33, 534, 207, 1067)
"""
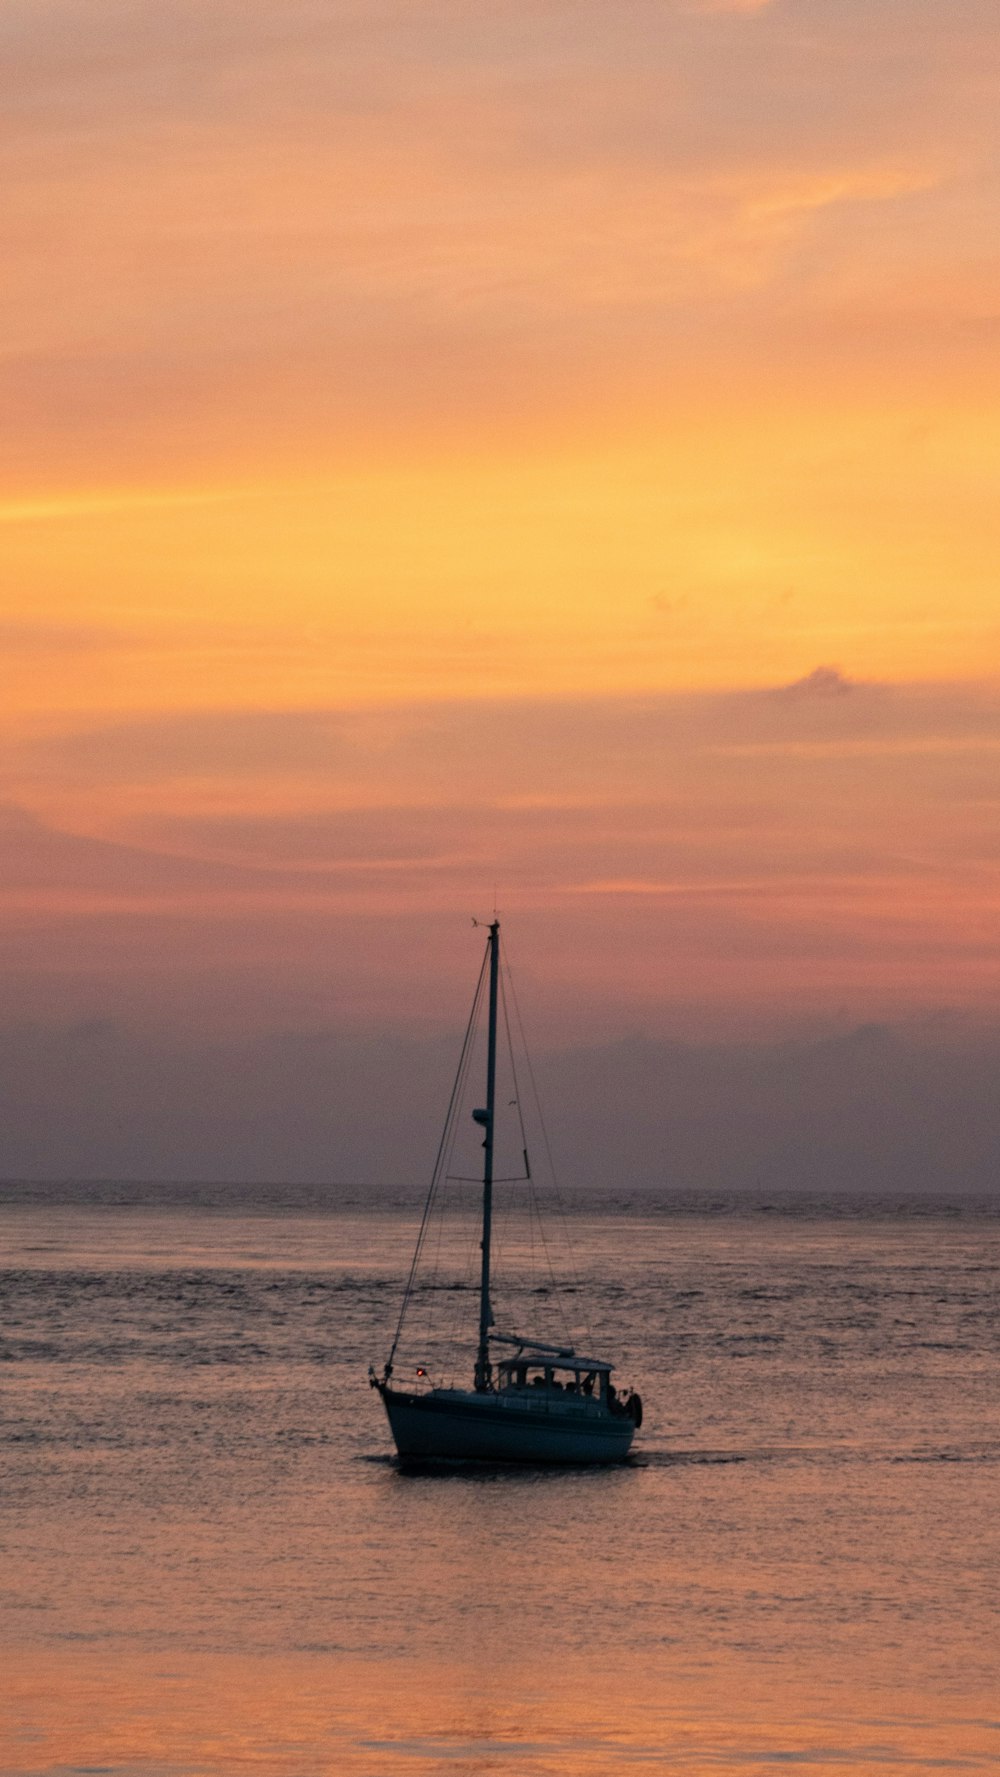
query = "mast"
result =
(474, 918, 500, 1390)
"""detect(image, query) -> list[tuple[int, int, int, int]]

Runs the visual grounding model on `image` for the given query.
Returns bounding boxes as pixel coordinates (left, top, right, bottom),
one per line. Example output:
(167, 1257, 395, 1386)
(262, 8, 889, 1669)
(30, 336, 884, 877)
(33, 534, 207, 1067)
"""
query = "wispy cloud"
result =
(0, 487, 251, 526)
(1, 0, 998, 1065)
(0, 622, 130, 654)
(685, 0, 777, 17)
(772, 665, 858, 700)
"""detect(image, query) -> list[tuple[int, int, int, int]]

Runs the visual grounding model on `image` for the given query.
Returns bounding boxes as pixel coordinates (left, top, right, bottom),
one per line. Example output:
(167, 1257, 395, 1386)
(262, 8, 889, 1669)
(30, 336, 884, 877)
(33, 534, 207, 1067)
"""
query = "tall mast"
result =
(474, 918, 500, 1391)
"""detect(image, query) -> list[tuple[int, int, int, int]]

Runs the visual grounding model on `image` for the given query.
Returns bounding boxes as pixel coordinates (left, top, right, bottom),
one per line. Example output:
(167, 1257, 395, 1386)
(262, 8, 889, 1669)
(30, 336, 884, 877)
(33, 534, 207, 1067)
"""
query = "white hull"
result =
(380, 1385, 635, 1465)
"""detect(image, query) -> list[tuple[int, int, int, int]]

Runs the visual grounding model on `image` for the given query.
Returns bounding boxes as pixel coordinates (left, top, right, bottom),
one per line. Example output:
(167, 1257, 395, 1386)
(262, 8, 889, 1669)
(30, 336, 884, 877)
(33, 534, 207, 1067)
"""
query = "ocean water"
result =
(1, 1182, 998, 1776)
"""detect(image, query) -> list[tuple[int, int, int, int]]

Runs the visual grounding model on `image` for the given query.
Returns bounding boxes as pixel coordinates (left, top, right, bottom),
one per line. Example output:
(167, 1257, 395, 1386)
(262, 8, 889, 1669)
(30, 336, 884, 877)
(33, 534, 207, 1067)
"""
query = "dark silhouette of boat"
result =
(371, 920, 642, 1464)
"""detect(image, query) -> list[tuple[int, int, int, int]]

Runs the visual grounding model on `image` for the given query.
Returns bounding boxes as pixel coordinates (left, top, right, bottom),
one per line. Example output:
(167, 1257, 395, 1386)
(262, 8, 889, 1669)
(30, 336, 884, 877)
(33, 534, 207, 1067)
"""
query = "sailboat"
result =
(370, 919, 642, 1464)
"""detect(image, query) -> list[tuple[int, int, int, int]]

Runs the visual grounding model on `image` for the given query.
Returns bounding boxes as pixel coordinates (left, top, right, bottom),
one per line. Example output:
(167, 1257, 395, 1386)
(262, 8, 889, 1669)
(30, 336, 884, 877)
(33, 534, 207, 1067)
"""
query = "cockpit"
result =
(500, 1358, 606, 1395)
(492, 1343, 641, 1424)
(494, 1344, 623, 1403)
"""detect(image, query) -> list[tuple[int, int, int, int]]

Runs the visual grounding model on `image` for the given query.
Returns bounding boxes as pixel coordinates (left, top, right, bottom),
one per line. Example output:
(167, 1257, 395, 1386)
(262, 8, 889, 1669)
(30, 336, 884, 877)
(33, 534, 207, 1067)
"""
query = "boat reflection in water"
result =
(371, 919, 642, 1464)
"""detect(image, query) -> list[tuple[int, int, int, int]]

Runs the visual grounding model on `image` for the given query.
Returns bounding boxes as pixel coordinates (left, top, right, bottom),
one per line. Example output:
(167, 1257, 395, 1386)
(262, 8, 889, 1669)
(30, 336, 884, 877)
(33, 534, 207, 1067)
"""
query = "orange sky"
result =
(2, 0, 1000, 1063)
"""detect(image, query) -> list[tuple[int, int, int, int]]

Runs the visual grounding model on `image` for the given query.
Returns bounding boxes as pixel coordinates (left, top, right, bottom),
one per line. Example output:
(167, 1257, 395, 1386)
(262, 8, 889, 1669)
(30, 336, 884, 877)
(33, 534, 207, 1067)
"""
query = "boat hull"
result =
(379, 1385, 635, 1465)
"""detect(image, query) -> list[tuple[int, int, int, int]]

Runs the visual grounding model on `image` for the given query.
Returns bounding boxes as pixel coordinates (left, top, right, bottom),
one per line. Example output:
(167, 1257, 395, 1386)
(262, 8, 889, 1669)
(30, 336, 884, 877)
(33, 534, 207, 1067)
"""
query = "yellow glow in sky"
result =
(4, 389, 999, 720)
(3, 1, 999, 715)
(2, 0, 999, 1047)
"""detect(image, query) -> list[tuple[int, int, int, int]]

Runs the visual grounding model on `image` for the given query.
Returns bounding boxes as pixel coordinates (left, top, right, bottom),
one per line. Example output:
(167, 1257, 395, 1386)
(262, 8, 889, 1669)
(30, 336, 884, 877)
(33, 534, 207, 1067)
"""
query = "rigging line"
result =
(446, 1174, 528, 1184)
(498, 960, 574, 1350)
(498, 961, 567, 1341)
(496, 966, 540, 1325)
(413, 1083, 479, 1373)
(413, 970, 484, 1365)
(421, 967, 489, 1381)
(529, 1162, 575, 1350)
(432, 996, 489, 1375)
(420, 1164, 449, 1356)
(499, 964, 531, 1170)
(440, 1185, 484, 1383)
(502, 943, 594, 1352)
(492, 1130, 523, 1311)
(528, 1159, 537, 1305)
(423, 1016, 476, 1325)
(386, 936, 490, 1372)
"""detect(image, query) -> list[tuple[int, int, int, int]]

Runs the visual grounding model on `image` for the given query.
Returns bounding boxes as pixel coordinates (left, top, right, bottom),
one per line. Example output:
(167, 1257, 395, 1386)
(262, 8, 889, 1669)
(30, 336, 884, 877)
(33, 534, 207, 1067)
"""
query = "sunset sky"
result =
(3, 0, 999, 1180)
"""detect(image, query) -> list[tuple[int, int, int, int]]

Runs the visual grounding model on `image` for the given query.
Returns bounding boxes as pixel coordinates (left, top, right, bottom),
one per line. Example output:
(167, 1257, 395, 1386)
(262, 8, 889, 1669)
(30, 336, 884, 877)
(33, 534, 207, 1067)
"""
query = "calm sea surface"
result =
(1, 1182, 998, 1776)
